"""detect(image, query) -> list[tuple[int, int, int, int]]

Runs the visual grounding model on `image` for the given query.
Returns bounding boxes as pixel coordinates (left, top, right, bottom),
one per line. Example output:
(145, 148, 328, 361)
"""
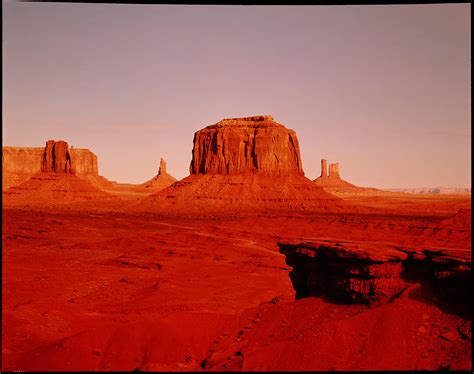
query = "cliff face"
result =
(2, 147, 44, 190)
(190, 116, 304, 176)
(42, 140, 73, 173)
(279, 238, 471, 306)
(2, 140, 99, 190)
(69, 148, 98, 175)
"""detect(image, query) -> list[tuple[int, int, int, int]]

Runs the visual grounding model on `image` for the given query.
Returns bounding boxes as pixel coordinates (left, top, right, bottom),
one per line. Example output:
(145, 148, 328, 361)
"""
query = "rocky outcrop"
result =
(3, 141, 100, 190)
(190, 116, 304, 176)
(320, 159, 328, 178)
(279, 239, 471, 306)
(69, 148, 98, 176)
(42, 140, 73, 173)
(314, 159, 372, 194)
(137, 116, 350, 213)
(158, 158, 167, 175)
(2, 147, 44, 190)
(328, 162, 340, 179)
(140, 158, 177, 191)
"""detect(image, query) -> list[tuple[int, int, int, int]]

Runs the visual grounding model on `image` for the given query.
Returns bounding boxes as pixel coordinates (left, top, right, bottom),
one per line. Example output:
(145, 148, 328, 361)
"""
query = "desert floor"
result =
(2, 193, 471, 371)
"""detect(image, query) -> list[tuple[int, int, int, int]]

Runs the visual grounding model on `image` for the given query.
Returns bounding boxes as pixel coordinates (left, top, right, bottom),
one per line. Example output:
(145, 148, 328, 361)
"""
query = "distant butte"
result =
(2, 140, 99, 190)
(139, 158, 177, 191)
(313, 159, 386, 197)
(136, 116, 349, 213)
(190, 115, 304, 176)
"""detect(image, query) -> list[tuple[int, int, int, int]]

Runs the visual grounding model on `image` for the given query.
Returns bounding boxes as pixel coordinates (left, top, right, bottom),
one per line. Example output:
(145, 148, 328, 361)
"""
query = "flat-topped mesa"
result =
(42, 140, 74, 174)
(3, 141, 99, 190)
(190, 115, 304, 176)
(158, 158, 167, 175)
(329, 162, 340, 179)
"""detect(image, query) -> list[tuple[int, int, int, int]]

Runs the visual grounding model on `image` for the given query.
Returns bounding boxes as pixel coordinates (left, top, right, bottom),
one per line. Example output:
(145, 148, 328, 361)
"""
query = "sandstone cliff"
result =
(3, 140, 99, 190)
(279, 238, 470, 305)
(190, 116, 304, 176)
(70, 148, 98, 175)
(42, 140, 73, 173)
(2, 147, 44, 190)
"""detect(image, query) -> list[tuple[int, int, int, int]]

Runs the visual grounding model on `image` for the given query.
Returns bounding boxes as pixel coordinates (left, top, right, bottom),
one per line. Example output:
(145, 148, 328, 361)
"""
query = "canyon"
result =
(2, 116, 471, 371)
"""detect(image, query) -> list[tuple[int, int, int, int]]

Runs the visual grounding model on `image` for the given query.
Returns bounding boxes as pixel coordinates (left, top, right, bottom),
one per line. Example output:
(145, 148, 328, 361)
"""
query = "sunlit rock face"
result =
(190, 115, 304, 176)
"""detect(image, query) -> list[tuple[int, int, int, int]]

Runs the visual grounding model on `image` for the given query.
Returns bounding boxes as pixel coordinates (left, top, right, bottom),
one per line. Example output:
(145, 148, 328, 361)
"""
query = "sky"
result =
(2, 2, 471, 188)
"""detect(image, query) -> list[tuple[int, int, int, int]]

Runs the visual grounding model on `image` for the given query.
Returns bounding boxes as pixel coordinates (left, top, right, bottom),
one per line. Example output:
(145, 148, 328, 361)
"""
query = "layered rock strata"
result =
(42, 140, 73, 173)
(3, 141, 99, 190)
(279, 239, 471, 306)
(190, 115, 304, 176)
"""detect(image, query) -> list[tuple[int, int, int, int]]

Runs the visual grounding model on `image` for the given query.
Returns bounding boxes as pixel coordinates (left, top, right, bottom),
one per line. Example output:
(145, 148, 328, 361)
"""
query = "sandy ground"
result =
(1, 191, 472, 371)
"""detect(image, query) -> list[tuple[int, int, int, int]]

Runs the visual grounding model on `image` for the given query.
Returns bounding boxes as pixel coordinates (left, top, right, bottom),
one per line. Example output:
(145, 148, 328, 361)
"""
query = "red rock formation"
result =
(190, 115, 304, 176)
(279, 239, 471, 305)
(3, 141, 100, 190)
(328, 162, 340, 179)
(2, 147, 44, 190)
(42, 140, 73, 173)
(69, 148, 98, 175)
(158, 158, 167, 175)
(136, 116, 350, 213)
(314, 159, 362, 192)
(320, 159, 328, 178)
(139, 158, 177, 191)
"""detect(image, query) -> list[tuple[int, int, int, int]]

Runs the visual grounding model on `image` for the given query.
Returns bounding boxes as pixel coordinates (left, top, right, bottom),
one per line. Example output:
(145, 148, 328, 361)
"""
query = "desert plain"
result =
(1, 116, 471, 371)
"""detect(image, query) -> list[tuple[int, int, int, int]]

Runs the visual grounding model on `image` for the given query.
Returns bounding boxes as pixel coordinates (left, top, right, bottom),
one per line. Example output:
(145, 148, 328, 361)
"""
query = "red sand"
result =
(2, 192, 471, 371)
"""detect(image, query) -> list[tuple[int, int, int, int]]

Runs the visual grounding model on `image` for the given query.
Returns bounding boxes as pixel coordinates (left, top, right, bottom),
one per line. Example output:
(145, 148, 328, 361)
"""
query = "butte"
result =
(136, 115, 348, 214)
(2, 140, 115, 208)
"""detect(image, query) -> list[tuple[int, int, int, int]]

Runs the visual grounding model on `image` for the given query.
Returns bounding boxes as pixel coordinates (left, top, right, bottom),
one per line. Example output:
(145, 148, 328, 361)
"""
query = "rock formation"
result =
(320, 159, 328, 178)
(69, 148, 98, 176)
(314, 159, 368, 194)
(139, 158, 177, 192)
(3, 141, 99, 190)
(2, 147, 44, 190)
(190, 115, 304, 176)
(158, 158, 167, 175)
(42, 140, 73, 173)
(136, 116, 349, 213)
(279, 239, 471, 305)
(328, 162, 340, 179)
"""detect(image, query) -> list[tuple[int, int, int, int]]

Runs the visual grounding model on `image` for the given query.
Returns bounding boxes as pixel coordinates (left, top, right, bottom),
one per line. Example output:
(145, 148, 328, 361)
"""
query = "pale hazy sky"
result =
(3, 2, 471, 188)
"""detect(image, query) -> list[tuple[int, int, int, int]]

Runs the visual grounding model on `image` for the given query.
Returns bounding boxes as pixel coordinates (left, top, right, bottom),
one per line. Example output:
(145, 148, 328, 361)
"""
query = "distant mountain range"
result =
(385, 187, 471, 195)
